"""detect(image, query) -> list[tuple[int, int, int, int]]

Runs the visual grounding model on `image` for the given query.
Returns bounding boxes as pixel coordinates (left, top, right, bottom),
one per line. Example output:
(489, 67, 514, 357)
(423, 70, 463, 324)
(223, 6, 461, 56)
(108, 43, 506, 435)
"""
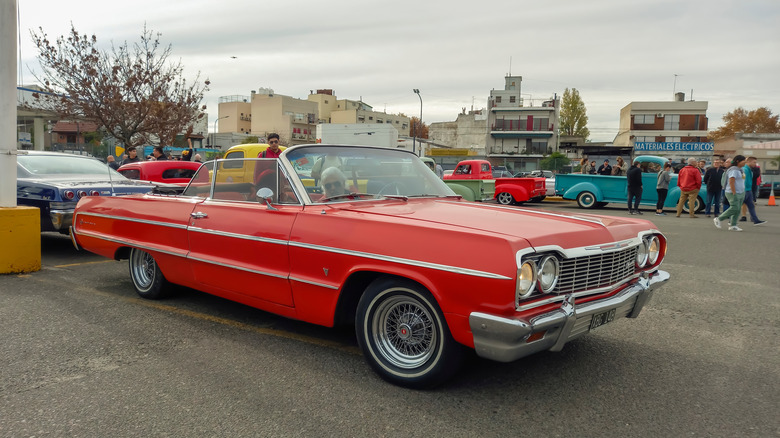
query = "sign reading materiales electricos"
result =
(634, 142, 714, 152)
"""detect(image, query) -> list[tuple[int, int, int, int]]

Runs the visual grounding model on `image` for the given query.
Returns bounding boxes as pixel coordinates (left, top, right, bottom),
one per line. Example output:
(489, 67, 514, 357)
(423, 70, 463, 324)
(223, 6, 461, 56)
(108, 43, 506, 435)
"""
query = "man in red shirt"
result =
(260, 133, 282, 159)
(676, 157, 703, 218)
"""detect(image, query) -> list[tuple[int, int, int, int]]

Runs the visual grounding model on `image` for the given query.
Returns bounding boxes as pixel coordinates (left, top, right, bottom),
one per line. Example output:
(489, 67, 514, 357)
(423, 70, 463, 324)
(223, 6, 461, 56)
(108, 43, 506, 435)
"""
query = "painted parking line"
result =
(33, 274, 362, 356)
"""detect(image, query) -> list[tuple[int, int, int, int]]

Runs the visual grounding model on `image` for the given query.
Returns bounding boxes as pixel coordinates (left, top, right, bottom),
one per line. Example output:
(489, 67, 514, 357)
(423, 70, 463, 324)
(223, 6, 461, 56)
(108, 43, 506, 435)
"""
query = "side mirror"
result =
(256, 187, 277, 211)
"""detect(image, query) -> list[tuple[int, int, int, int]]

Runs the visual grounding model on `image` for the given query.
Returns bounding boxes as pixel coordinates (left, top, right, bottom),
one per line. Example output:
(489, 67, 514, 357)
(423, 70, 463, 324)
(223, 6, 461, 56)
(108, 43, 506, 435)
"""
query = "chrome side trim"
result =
(74, 230, 188, 259)
(75, 212, 189, 230)
(185, 255, 288, 280)
(288, 276, 340, 290)
(287, 241, 513, 280)
(76, 214, 511, 280)
(187, 226, 289, 246)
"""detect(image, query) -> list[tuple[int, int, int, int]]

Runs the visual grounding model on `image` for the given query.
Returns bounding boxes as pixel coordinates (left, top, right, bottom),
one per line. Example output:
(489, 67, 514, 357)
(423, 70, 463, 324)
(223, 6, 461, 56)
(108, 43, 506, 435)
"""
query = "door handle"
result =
(190, 212, 208, 219)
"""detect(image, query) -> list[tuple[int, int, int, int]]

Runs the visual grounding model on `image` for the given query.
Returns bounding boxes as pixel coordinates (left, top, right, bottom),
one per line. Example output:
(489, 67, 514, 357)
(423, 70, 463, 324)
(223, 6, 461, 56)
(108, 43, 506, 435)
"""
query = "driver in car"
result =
(320, 167, 348, 198)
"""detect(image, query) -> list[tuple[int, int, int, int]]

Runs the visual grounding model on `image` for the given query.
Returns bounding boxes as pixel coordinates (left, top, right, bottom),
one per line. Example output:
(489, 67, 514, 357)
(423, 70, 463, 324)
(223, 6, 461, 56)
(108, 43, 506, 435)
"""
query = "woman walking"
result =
(714, 155, 746, 231)
(656, 162, 671, 215)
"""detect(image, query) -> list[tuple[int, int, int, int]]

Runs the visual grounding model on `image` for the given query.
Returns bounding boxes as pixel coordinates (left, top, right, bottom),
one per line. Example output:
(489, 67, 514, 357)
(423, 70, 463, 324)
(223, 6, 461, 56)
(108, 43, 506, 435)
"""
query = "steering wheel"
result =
(377, 182, 405, 196)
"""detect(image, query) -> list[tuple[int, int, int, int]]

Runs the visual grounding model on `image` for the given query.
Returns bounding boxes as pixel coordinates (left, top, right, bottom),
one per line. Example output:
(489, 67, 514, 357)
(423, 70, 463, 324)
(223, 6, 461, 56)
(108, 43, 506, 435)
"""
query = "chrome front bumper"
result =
(469, 270, 670, 363)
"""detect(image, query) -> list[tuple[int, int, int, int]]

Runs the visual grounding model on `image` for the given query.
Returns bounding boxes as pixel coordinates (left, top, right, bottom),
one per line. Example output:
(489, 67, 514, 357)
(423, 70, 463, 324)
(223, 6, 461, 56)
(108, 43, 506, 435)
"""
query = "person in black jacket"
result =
(627, 160, 643, 214)
(597, 159, 612, 175)
(702, 158, 724, 217)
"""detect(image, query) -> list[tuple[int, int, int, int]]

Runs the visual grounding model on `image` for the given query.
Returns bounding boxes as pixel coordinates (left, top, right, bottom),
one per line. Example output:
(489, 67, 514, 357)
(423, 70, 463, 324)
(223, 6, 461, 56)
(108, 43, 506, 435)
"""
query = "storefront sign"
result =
(634, 142, 714, 152)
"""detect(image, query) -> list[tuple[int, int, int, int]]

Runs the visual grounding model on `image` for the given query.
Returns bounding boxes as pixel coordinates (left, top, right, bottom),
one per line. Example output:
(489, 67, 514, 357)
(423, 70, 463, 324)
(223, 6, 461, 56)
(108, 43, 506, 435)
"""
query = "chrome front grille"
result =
(553, 246, 638, 294)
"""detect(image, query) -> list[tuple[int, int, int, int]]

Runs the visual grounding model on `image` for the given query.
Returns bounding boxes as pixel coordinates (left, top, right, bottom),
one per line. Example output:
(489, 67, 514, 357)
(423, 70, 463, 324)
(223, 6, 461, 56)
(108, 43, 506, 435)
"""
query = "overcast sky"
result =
(15, 0, 780, 142)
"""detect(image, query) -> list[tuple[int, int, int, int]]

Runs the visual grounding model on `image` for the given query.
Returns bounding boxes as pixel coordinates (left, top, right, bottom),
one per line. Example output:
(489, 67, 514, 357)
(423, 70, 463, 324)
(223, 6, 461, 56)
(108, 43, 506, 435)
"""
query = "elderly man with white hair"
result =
(675, 157, 703, 218)
(320, 166, 348, 199)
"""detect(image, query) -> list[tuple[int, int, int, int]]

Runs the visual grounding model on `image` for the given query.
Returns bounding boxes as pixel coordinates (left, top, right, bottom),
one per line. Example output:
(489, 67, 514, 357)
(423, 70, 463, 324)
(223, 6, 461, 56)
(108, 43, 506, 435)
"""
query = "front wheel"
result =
(356, 277, 463, 388)
(129, 248, 170, 299)
(576, 191, 598, 209)
(496, 192, 515, 205)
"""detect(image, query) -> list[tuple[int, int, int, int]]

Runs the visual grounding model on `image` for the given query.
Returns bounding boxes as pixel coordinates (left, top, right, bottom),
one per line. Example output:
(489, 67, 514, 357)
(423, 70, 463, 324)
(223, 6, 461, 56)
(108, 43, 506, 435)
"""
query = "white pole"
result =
(0, 0, 18, 207)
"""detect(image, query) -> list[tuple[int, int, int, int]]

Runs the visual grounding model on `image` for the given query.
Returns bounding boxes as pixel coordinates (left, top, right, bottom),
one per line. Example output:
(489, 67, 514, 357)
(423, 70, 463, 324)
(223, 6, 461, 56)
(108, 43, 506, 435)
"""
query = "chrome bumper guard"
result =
(469, 270, 670, 363)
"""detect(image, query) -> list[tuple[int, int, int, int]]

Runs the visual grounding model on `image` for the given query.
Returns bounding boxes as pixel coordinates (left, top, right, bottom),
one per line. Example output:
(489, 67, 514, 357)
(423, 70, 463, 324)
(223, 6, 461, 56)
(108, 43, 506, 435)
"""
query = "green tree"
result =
(709, 107, 780, 140)
(540, 152, 568, 173)
(241, 136, 260, 144)
(559, 88, 590, 140)
(31, 24, 209, 147)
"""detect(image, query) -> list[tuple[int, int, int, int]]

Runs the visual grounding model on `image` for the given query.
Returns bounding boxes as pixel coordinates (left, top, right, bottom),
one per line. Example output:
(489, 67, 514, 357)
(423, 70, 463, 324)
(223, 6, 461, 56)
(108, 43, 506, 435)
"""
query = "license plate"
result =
(590, 308, 616, 330)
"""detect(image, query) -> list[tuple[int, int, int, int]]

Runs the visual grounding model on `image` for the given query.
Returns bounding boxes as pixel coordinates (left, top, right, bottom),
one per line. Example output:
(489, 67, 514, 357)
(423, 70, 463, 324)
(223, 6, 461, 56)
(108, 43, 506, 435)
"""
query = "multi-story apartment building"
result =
(613, 93, 711, 159)
(485, 75, 560, 171)
(217, 88, 318, 145)
(308, 89, 410, 136)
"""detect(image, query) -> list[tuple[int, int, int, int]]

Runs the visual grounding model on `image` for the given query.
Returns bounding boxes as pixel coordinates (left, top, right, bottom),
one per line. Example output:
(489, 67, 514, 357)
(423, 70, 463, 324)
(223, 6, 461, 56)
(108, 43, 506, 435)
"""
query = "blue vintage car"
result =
(16, 151, 159, 233)
(555, 155, 706, 212)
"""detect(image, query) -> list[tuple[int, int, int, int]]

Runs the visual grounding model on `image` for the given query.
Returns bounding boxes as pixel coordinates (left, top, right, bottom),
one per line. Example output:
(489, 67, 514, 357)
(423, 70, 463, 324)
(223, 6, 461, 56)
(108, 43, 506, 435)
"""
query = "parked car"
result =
(16, 151, 159, 233)
(555, 155, 706, 212)
(493, 169, 514, 178)
(117, 161, 202, 186)
(757, 181, 780, 198)
(71, 145, 670, 388)
(523, 170, 556, 198)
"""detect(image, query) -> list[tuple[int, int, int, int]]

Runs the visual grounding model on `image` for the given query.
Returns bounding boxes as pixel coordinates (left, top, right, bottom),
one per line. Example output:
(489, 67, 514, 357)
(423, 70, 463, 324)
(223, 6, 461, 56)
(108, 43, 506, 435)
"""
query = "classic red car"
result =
(117, 160, 202, 186)
(442, 159, 493, 180)
(71, 145, 669, 388)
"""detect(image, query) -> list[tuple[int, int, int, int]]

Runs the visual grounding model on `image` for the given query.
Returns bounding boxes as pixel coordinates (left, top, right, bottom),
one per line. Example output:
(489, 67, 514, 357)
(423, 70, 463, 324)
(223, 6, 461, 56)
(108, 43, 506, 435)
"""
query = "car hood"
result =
(330, 198, 654, 249)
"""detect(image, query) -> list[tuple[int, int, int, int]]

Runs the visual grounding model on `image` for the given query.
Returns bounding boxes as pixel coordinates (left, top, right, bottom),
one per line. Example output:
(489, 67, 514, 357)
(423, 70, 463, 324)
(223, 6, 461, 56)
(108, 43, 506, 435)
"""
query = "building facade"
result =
(714, 133, 780, 175)
(308, 89, 410, 136)
(486, 75, 560, 172)
(613, 93, 710, 160)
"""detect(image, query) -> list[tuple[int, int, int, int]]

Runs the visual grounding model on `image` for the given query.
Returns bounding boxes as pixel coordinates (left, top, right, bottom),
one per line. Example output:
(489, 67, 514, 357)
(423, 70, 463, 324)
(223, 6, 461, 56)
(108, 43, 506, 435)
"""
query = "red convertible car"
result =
(71, 145, 669, 388)
(117, 160, 201, 186)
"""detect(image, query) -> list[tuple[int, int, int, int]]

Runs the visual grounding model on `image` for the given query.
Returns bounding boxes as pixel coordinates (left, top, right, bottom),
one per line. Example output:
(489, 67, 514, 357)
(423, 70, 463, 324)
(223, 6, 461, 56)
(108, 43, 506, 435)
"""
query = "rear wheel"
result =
(129, 248, 170, 299)
(356, 277, 463, 388)
(576, 191, 598, 209)
(496, 192, 515, 205)
(682, 196, 704, 213)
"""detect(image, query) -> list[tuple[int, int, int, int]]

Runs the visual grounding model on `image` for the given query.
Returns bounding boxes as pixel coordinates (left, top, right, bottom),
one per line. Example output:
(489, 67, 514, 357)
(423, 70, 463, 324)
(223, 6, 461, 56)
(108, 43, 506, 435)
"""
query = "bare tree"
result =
(31, 24, 209, 147)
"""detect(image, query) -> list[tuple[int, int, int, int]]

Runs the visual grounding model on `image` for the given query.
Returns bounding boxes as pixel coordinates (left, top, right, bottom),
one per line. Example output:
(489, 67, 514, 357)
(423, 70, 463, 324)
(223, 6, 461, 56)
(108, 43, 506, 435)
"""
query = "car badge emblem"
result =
(323, 268, 329, 276)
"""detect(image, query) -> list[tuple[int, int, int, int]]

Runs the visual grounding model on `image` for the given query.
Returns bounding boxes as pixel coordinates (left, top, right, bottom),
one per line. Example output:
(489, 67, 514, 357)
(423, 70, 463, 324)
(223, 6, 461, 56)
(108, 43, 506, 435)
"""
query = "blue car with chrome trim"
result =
(16, 151, 159, 233)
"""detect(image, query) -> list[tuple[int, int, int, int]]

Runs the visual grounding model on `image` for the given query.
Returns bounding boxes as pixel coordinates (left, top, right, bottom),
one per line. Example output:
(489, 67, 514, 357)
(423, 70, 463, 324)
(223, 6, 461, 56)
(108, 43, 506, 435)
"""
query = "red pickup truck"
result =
(443, 159, 546, 204)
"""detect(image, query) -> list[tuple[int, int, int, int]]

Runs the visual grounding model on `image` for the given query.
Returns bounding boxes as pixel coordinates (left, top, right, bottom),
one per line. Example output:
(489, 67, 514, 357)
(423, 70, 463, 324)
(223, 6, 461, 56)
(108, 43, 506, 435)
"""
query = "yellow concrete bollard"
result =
(0, 206, 41, 274)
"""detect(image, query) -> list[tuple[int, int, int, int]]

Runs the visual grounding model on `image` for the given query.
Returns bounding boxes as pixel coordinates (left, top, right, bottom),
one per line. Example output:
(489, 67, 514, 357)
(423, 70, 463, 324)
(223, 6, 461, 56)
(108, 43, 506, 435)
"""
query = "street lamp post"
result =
(413, 89, 422, 156)
(213, 115, 229, 148)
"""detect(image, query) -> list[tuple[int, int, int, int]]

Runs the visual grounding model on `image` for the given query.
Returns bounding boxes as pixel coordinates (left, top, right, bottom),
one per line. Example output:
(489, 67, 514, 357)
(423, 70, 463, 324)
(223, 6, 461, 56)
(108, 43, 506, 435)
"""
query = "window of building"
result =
(665, 136, 681, 142)
(634, 136, 654, 142)
(634, 114, 654, 125)
(495, 96, 502, 103)
(509, 96, 516, 103)
(324, 100, 329, 104)
(369, 116, 373, 121)
(532, 118, 549, 131)
(664, 114, 680, 130)
(377, 119, 383, 123)
(530, 140, 548, 154)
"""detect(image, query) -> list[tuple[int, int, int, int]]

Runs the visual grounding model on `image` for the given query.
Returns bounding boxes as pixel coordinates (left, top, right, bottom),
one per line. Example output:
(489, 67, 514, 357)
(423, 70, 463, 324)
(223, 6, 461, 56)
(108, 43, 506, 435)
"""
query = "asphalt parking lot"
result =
(1, 199, 778, 437)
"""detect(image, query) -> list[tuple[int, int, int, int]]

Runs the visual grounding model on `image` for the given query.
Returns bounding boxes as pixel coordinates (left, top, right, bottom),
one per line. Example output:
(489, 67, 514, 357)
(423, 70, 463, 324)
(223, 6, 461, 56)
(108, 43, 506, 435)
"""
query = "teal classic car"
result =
(555, 155, 705, 212)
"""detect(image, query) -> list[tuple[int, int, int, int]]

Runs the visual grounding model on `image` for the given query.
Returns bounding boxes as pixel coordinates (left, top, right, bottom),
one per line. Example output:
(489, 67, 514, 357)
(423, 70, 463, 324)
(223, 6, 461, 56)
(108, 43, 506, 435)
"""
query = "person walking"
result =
(702, 158, 724, 217)
(656, 162, 672, 215)
(676, 157, 702, 218)
(715, 155, 747, 231)
(627, 160, 643, 214)
(738, 157, 767, 226)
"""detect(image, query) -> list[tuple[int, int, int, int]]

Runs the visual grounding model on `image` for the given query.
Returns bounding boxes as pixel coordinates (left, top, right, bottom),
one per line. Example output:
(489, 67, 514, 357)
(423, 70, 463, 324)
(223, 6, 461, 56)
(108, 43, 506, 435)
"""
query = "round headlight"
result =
(517, 261, 537, 299)
(646, 235, 660, 265)
(635, 241, 649, 268)
(537, 255, 559, 293)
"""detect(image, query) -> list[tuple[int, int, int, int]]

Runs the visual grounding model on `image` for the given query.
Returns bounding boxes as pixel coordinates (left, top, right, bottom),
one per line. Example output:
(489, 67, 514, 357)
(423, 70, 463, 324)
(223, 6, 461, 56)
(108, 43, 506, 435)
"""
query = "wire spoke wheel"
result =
(372, 296, 436, 369)
(129, 248, 169, 299)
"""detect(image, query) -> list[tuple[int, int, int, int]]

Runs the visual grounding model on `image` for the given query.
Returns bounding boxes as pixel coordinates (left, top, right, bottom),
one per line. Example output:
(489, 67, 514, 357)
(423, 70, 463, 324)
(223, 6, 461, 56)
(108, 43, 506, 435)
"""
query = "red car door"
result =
(184, 162, 301, 307)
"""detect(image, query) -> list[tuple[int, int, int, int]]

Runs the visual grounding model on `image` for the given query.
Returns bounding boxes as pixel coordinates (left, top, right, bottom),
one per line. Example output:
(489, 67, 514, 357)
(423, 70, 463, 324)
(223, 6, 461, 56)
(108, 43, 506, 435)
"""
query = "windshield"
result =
(18, 154, 127, 179)
(284, 145, 456, 203)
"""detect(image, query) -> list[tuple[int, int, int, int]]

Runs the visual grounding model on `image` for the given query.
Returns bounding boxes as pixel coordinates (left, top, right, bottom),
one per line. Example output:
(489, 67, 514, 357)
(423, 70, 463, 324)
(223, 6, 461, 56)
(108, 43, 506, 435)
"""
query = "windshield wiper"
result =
(321, 192, 379, 202)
